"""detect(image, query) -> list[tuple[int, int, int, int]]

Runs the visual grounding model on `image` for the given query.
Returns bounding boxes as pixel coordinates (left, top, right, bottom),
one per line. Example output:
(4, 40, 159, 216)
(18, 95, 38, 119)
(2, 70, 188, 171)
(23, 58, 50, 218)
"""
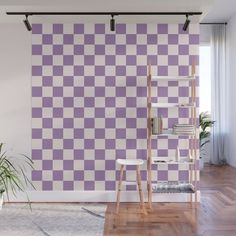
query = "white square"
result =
(53, 35, 63, 44)
(63, 45, 74, 55)
(42, 87, 53, 97)
(95, 55, 105, 65)
(63, 129, 74, 139)
(53, 139, 63, 149)
(95, 118, 105, 128)
(74, 118, 84, 128)
(84, 171, 95, 180)
(95, 139, 105, 149)
(53, 55, 63, 65)
(42, 108, 53, 118)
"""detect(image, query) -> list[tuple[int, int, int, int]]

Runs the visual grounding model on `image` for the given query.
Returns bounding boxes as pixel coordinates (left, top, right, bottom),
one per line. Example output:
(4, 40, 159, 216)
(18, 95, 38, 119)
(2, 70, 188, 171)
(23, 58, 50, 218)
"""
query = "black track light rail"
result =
(6, 11, 202, 16)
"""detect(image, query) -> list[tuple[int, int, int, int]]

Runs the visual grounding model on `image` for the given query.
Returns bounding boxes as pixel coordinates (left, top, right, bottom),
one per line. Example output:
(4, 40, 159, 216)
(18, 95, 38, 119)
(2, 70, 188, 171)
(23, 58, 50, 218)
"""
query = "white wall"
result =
(227, 13, 236, 167)
(0, 23, 31, 156)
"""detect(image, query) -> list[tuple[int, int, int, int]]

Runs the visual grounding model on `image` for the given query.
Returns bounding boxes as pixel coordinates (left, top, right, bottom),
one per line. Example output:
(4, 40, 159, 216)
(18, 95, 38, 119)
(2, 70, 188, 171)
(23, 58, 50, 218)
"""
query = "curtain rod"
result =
(200, 22, 227, 25)
(6, 11, 202, 16)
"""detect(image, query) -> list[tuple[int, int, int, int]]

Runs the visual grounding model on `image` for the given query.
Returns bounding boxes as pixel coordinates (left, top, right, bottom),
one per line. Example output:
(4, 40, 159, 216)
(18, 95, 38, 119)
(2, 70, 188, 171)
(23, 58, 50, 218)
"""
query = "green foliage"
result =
(0, 143, 35, 201)
(199, 112, 215, 158)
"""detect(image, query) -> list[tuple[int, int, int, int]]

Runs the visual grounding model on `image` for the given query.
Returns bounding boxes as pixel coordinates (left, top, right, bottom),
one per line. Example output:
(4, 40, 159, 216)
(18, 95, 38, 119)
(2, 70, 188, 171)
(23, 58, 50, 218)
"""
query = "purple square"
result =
(63, 139, 74, 149)
(53, 171, 63, 181)
(137, 108, 147, 118)
(32, 24, 42, 34)
(126, 55, 136, 65)
(84, 118, 94, 128)
(64, 34, 74, 44)
(74, 24, 84, 34)
(158, 24, 168, 34)
(137, 24, 147, 34)
(84, 97, 95, 107)
(43, 34, 52, 44)
(158, 66, 168, 76)
(32, 108, 42, 118)
(32, 170, 42, 181)
(158, 45, 168, 55)
(179, 66, 189, 76)
(116, 24, 126, 34)
(85, 181, 95, 191)
(32, 129, 42, 139)
(116, 108, 126, 117)
(53, 45, 63, 55)
(64, 181, 74, 191)
(158, 170, 168, 181)
(64, 76, 73, 86)
(74, 66, 84, 76)
(74, 45, 84, 55)
(147, 55, 157, 65)
(116, 87, 126, 97)
(105, 97, 115, 107)
(105, 181, 115, 191)
(137, 87, 147, 97)
(53, 108, 63, 117)
(63, 97, 74, 107)
(95, 66, 105, 76)
(32, 150, 42, 160)
(189, 35, 199, 44)
(116, 129, 126, 139)
(84, 34, 95, 44)
(53, 24, 63, 34)
(105, 139, 115, 149)
(126, 118, 136, 128)
(84, 55, 95, 65)
(116, 66, 126, 76)
(95, 129, 105, 139)
(84, 160, 95, 170)
(105, 35, 115, 44)
(126, 139, 136, 149)
(179, 170, 189, 181)
(74, 171, 84, 181)
(53, 149, 63, 160)
(74, 128, 84, 139)
(53, 66, 63, 76)
(137, 128, 147, 139)
(64, 55, 74, 65)
(137, 66, 147, 76)
(95, 45, 105, 55)
(53, 129, 63, 139)
(137, 45, 147, 55)
(168, 118, 178, 128)
(95, 87, 105, 97)
(105, 160, 115, 170)
(179, 108, 189, 118)
(168, 55, 178, 65)
(74, 150, 84, 160)
(43, 118, 52, 128)
(169, 164, 178, 170)
(126, 34, 136, 44)
(42, 181, 53, 191)
(43, 97, 52, 107)
(64, 160, 74, 170)
(126, 76, 136, 86)
(43, 160, 53, 170)
(32, 87, 42, 97)
(168, 34, 178, 44)
(53, 87, 63, 97)
(32, 66, 42, 76)
(84, 76, 94, 86)
(179, 45, 189, 55)
(63, 118, 73, 128)
(95, 150, 105, 160)
(95, 24, 105, 34)
(95, 108, 105, 118)
(105, 76, 115, 86)
(105, 55, 116, 65)
(74, 108, 84, 118)
(84, 139, 95, 149)
(95, 171, 105, 181)
(43, 139, 52, 149)
(32, 45, 42, 55)
(147, 34, 157, 44)
(43, 76, 53, 86)
(116, 45, 126, 55)
(105, 118, 115, 128)
(126, 97, 136, 107)
(74, 87, 84, 97)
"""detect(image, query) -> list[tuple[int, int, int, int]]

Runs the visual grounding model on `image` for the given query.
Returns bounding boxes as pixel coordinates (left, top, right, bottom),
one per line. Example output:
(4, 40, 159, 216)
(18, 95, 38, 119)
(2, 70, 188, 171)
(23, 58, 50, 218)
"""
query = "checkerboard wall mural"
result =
(31, 23, 199, 191)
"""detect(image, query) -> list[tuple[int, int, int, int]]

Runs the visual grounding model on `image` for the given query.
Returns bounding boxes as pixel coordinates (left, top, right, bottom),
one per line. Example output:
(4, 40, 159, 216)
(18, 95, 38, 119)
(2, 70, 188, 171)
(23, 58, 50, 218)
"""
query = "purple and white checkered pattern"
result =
(31, 23, 199, 191)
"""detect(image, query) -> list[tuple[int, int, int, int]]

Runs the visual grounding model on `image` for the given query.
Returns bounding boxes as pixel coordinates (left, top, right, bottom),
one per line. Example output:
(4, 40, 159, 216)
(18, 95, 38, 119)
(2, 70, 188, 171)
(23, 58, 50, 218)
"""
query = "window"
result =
(199, 45, 211, 113)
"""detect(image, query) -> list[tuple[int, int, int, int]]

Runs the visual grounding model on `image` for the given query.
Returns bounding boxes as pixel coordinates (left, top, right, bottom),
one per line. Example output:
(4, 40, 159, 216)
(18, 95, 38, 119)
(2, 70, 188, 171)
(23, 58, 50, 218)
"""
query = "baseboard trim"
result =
(6, 191, 201, 203)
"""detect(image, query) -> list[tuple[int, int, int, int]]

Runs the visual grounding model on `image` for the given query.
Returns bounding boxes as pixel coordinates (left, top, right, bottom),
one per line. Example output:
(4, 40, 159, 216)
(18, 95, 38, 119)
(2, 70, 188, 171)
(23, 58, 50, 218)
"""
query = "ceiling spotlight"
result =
(110, 15, 115, 31)
(183, 14, 190, 31)
(23, 15, 32, 31)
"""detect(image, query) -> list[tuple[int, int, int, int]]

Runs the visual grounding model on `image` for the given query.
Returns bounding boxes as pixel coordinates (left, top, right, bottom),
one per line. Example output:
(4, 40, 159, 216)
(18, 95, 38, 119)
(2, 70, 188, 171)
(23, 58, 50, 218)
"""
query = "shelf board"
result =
(151, 75, 195, 81)
(151, 103, 194, 108)
(152, 183, 195, 194)
(151, 157, 194, 165)
(152, 129, 195, 137)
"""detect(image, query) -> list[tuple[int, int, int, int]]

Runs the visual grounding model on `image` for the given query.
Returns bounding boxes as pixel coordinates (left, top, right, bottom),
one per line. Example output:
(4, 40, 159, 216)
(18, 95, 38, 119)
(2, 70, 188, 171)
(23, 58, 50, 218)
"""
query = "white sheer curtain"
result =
(210, 24, 228, 165)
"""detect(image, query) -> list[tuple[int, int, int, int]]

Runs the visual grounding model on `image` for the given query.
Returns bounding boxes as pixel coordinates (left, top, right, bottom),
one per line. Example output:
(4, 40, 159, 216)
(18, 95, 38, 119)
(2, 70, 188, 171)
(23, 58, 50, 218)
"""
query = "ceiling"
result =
(0, 0, 235, 24)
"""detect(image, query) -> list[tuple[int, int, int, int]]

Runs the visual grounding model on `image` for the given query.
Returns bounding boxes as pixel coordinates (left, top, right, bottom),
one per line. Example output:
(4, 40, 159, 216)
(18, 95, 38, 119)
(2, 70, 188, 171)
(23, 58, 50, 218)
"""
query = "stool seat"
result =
(116, 159, 144, 166)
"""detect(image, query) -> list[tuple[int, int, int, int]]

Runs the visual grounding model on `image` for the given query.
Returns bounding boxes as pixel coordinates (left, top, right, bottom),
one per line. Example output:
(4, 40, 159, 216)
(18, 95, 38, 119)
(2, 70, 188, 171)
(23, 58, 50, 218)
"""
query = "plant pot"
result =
(0, 194, 3, 210)
(199, 158, 204, 171)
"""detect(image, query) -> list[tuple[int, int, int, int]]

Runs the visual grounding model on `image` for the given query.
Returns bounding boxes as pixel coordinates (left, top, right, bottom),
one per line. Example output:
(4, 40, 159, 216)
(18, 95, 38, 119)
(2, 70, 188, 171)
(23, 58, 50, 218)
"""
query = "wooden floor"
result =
(104, 164, 236, 236)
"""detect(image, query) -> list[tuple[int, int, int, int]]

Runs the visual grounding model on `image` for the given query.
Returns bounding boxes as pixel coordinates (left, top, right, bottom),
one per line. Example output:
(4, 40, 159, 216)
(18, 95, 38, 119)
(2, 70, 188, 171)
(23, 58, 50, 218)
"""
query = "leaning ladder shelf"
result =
(147, 63, 198, 209)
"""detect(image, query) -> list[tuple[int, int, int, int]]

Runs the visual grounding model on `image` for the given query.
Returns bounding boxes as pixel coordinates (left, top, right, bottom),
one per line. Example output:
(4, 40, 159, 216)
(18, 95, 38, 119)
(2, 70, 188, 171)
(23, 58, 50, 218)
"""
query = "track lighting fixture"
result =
(183, 14, 190, 31)
(23, 15, 32, 31)
(110, 15, 115, 31)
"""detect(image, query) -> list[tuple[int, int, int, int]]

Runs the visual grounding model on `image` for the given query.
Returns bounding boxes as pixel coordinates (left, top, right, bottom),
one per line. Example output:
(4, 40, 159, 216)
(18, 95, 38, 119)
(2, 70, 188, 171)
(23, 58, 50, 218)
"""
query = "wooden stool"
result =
(116, 159, 145, 214)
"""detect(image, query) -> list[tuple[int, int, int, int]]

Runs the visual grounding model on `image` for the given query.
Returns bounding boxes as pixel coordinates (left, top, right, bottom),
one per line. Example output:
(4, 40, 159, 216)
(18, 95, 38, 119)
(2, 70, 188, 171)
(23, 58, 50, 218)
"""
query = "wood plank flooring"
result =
(104, 164, 236, 236)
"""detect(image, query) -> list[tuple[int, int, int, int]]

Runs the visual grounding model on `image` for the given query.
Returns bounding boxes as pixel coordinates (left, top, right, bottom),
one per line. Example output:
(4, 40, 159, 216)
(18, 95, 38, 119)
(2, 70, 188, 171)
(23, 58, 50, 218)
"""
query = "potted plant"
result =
(199, 112, 215, 170)
(0, 143, 34, 209)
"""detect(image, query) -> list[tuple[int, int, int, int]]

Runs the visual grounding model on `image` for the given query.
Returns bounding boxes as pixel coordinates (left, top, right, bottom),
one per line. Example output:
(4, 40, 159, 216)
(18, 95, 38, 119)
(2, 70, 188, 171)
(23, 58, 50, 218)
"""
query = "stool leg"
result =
(136, 165, 146, 214)
(116, 165, 124, 214)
